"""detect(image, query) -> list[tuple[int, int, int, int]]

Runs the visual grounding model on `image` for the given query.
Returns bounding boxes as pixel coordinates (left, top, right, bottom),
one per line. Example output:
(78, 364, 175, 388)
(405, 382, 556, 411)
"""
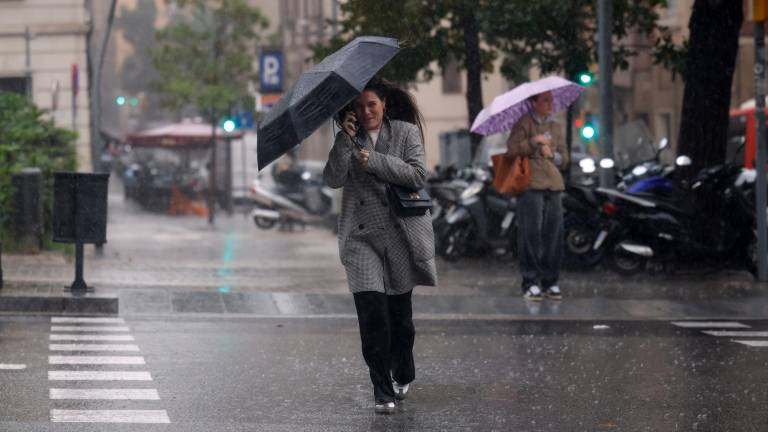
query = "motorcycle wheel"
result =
(563, 219, 604, 268)
(606, 243, 646, 276)
(253, 216, 277, 230)
(439, 223, 471, 262)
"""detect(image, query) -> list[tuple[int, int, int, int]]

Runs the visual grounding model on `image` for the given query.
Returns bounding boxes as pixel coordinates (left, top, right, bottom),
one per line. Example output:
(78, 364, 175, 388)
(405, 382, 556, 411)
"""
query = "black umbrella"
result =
(256, 36, 399, 170)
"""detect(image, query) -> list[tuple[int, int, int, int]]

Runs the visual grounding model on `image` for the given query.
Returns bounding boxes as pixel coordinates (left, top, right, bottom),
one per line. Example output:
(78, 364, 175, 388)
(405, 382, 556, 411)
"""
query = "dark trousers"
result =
(353, 290, 415, 403)
(517, 190, 563, 291)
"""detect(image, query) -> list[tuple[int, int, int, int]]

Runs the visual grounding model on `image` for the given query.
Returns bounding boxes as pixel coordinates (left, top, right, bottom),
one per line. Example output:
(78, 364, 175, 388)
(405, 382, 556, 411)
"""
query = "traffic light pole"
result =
(598, 0, 614, 187)
(754, 20, 768, 281)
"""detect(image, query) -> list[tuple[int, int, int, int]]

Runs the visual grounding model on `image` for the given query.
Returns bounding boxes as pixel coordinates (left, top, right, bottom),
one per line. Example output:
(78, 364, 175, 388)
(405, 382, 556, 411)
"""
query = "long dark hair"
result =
(335, 76, 425, 144)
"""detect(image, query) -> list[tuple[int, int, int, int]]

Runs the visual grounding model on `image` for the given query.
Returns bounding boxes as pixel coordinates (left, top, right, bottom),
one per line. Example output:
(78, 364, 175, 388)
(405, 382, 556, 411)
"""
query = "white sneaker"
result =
(523, 285, 543, 301)
(393, 381, 410, 400)
(374, 400, 396, 414)
(546, 285, 562, 300)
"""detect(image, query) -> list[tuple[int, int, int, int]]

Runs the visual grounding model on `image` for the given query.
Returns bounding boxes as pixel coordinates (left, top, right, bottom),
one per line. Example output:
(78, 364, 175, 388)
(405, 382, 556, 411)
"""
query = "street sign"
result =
(238, 111, 254, 129)
(259, 51, 283, 93)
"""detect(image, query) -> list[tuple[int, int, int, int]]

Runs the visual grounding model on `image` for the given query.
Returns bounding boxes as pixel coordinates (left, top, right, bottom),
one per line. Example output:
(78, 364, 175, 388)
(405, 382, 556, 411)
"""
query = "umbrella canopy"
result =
(470, 76, 584, 136)
(256, 36, 399, 169)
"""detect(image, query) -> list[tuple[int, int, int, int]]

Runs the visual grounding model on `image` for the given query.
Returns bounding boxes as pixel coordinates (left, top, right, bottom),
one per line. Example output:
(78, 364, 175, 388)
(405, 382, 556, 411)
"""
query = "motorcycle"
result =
(249, 162, 334, 230)
(562, 138, 675, 269)
(598, 159, 758, 276)
(437, 167, 518, 261)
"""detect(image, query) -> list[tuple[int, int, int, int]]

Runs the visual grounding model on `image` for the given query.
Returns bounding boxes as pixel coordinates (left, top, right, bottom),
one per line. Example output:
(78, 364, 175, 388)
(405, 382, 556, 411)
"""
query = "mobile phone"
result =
(336, 102, 365, 149)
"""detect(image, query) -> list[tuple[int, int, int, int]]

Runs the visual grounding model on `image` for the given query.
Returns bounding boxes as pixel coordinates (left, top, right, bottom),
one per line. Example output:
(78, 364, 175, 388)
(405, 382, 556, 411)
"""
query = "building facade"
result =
(0, 0, 92, 170)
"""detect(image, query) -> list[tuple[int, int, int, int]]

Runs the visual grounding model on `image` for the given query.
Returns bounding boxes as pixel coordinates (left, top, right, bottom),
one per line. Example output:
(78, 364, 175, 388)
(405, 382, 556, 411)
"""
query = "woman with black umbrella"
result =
(323, 77, 437, 414)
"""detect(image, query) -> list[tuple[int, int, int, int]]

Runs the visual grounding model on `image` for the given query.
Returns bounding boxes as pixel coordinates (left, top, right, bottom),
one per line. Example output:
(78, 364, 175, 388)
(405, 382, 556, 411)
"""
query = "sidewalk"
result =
(2, 176, 767, 319)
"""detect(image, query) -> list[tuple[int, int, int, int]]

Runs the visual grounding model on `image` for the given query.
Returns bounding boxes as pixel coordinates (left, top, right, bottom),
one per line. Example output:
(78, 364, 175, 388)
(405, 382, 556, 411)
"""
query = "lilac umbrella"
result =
(470, 76, 584, 136)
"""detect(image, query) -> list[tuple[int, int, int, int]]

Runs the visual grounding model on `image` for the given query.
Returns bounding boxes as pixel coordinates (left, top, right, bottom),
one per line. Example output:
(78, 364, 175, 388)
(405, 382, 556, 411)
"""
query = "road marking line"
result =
(672, 321, 750, 329)
(50, 388, 159, 400)
(49, 356, 145, 365)
(51, 326, 130, 332)
(48, 371, 152, 381)
(50, 334, 134, 341)
(51, 317, 125, 324)
(701, 330, 768, 337)
(0, 363, 26, 370)
(733, 340, 768, 347)
(49, 344, 140, 352)
(51, 409, 170, 423)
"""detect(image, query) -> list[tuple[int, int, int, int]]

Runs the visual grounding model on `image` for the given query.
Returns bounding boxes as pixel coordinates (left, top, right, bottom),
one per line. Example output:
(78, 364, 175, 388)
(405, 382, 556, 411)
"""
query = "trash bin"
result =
(53, 172, 110, 292)
(53, 172, 110, 244)
(11, 167, 43, 251)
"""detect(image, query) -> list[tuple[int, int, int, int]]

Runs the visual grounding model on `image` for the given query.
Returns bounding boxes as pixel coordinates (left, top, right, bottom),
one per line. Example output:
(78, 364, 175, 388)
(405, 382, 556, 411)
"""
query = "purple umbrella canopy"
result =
(470, 76, 585, 136)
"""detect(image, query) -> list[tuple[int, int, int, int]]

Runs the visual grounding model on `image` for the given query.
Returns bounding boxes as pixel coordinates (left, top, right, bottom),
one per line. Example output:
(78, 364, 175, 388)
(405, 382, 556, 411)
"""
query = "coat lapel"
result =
(374, 119, 392, 155)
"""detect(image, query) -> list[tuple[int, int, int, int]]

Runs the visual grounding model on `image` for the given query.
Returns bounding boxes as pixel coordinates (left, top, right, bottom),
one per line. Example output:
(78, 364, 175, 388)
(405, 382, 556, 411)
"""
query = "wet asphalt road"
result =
(2, 315, 768, 431)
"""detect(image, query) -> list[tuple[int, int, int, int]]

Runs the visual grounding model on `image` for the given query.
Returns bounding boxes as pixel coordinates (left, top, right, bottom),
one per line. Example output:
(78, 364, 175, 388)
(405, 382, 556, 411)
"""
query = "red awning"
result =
(127, 122, 244, 148)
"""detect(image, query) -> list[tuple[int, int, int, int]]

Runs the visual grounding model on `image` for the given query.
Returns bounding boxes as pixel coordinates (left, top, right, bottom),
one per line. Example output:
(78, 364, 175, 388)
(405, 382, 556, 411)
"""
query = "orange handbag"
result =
(491, 154, 530, 196)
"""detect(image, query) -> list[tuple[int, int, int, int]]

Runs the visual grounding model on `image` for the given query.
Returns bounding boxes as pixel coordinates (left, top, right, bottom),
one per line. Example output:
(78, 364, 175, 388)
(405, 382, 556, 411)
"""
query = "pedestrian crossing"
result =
(48, 316, 170, 424)
(671, 321, 768, 348)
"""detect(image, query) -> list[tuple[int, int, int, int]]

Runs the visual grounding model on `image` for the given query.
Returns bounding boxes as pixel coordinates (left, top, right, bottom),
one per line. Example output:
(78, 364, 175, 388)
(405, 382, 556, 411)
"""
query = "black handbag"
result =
(387, 184, 432, 217)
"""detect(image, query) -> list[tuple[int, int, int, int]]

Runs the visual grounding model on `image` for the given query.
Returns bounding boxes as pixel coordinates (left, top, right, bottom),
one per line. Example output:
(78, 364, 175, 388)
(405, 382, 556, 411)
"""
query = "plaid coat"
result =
(323, 119, 437, 289)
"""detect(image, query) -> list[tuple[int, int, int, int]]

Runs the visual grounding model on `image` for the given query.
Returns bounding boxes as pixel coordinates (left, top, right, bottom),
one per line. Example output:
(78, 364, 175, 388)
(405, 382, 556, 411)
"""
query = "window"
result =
(0, 77, 29, 95)
(441, 59, 461, 94)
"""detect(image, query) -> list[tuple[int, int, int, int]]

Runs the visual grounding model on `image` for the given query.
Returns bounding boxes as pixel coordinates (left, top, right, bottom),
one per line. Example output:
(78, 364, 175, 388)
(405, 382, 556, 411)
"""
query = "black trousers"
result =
(353, 290, 416, 403)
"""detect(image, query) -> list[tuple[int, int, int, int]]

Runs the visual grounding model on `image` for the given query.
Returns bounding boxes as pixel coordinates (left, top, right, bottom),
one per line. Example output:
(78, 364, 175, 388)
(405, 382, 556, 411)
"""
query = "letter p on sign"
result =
(259, 51, 283, 93)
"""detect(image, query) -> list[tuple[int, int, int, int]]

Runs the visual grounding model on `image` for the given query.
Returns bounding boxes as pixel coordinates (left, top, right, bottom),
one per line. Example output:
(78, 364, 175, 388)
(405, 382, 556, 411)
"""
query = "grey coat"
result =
(323, 119, 437, 288)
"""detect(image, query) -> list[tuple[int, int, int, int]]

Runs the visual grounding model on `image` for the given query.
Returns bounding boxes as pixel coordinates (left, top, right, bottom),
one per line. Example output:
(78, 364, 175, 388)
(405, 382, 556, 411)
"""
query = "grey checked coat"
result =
(323, 119, 437, 288)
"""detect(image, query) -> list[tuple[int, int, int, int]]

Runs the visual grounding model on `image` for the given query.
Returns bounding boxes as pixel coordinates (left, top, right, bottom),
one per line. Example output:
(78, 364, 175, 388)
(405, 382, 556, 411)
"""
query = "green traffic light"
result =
(581, 125, 596, 140)
(222, 119, 236, 133)
(115, 96, 126, 106)
(129, 97, 139, 107)
(578, 73, 593, 85)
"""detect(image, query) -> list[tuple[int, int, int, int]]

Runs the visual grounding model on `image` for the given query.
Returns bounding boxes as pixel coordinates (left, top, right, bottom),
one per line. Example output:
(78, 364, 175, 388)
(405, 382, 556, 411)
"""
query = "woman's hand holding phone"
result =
(343, 111, 359, 137)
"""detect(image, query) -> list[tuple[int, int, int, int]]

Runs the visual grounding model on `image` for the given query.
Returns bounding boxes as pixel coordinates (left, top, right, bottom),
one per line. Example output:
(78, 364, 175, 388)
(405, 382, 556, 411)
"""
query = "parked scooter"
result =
(249, 162, 334, 230)
(598, 158, 758, 276)
(437, 167, 518, 261)
(562, 138, 675, 269)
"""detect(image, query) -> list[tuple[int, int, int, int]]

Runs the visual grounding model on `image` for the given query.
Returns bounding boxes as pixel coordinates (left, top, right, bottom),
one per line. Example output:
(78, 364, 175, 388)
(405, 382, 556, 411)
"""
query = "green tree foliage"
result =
(115, 0, 162, 128)
(0, 92, 77, 246)
(313, 0, 496, 153)
(483, 0, 666, 80)
(149, 0, 269, 119)
(315, 0, 667, 156)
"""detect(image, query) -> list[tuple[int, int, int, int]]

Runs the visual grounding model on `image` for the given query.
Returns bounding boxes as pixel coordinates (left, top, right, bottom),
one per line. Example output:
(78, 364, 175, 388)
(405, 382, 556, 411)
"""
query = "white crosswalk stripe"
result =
(50, 389, 160, 400)
(49, 371, 153, 381)
(733, 340, 768, 347)
(671, 321, 751, 329)
(49, 356, 145, 365)
(0, 363, 26, 370)
(50, 334, 135, 341)
(51, 409, 170, 423)
(51, 326, 130, 332)
(49, 344, 140, 352)
(48, 317, 169, 424)
(701, 330, 768, 337)
(671, 321, 768, 349)
(51, 317, 126, 324)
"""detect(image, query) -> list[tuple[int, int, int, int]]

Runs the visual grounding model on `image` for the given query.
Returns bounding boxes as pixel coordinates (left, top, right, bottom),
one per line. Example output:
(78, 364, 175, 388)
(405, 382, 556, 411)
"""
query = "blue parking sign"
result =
(259, 51, 283, 93)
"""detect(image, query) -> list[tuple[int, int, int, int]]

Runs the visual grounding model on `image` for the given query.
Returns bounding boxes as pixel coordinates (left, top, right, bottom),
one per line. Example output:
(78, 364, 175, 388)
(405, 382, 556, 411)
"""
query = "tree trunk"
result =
(460, 9, 484, 158)
(677, 0, 743, 178)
